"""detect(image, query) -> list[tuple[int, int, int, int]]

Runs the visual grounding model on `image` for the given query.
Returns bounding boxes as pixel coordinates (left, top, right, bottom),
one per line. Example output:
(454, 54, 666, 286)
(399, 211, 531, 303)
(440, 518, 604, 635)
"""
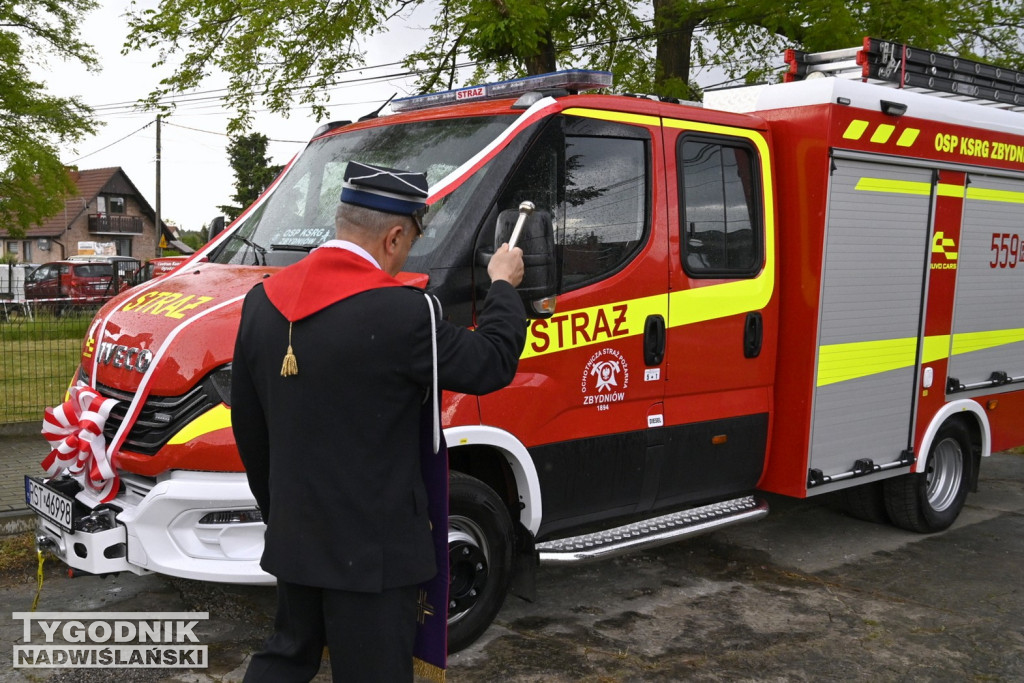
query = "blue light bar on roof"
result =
(391, 69, 613, 112)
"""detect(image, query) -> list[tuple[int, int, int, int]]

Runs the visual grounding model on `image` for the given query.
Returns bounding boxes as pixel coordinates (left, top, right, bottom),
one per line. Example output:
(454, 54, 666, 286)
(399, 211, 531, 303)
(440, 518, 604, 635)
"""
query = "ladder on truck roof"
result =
(785, 37, 1024, 112)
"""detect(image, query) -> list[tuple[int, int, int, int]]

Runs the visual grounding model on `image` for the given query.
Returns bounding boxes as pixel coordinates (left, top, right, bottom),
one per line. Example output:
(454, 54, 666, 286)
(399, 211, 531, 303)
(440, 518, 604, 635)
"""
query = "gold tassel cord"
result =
(281, 321, 298, 377)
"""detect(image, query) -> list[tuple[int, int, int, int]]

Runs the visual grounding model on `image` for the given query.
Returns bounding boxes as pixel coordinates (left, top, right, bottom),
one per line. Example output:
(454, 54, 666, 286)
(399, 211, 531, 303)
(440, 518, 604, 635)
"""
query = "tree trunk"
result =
(524, 28, 557, 74)
(653, 0, 698, 99)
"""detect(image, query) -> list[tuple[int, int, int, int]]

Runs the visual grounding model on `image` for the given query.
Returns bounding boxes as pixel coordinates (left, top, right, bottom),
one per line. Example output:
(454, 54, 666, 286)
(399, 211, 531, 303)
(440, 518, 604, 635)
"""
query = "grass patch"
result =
(0, 313, 92, 422)
(1, 312, 91, 341)
(0, 531, 38, 574)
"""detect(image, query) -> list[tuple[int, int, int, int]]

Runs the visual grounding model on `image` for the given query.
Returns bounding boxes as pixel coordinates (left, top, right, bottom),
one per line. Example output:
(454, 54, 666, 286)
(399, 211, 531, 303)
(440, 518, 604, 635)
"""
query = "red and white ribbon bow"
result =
(41, 385, 121, 503)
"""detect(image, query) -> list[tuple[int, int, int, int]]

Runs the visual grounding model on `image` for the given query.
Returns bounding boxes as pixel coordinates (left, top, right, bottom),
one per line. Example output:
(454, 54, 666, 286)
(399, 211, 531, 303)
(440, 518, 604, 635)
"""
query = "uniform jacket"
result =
(231, 248, 526, 591)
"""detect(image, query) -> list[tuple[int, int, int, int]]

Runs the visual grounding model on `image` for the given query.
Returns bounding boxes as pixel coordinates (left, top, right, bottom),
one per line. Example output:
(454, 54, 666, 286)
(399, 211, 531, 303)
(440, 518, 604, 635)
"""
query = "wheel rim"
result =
(448, 515, 490, 625)
(926, 436, 964, 512)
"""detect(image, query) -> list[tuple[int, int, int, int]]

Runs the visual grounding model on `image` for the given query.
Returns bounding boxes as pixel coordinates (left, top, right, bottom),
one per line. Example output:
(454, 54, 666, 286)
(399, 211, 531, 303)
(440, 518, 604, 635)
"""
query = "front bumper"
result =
(34, 470, 274, 584)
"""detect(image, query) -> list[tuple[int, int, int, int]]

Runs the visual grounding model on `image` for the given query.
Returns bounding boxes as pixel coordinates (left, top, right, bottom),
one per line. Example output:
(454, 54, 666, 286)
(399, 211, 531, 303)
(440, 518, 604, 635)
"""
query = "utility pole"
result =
(155, 115, 162, 257)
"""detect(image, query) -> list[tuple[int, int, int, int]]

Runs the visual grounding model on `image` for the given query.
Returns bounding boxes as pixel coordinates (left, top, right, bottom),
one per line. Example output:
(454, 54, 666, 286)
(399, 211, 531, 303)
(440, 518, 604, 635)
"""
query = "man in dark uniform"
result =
(231, 161, 526, 682)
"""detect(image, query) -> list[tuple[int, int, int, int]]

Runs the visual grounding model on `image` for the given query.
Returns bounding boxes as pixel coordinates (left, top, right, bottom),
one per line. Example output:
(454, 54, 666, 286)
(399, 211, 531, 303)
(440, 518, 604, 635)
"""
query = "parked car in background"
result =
(66, 255, 143, 287)
(23, 260, 134, 305)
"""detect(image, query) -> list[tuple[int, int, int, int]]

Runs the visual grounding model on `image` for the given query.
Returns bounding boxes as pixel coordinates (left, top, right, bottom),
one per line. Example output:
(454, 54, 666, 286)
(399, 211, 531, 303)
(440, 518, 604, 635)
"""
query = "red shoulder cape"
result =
(262, 247, 402, 322)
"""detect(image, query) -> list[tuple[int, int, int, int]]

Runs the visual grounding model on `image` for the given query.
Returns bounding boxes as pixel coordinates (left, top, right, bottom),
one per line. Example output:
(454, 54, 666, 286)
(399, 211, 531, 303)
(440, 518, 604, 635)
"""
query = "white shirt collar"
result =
(315, 239, 381, 270)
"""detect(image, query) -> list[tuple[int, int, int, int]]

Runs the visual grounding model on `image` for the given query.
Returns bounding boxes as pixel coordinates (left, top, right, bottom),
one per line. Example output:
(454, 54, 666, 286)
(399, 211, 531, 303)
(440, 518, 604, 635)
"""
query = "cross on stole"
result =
(417, 589, 435, 624)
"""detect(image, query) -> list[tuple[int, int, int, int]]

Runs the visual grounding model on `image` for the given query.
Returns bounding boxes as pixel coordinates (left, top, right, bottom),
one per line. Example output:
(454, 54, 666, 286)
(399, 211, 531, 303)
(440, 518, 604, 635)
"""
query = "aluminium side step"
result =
(536, 495, 769, 564)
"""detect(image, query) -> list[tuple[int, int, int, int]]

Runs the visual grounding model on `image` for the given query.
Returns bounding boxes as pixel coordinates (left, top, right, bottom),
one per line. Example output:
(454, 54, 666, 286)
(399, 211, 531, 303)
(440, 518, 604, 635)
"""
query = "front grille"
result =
(99, 378, 218, 456)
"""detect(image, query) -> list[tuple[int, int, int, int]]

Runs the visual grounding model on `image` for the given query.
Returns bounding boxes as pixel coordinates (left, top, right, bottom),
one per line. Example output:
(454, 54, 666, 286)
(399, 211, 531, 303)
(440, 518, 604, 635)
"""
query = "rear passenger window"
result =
(678, 136, 762, 277)
(75, 265, 113, 277)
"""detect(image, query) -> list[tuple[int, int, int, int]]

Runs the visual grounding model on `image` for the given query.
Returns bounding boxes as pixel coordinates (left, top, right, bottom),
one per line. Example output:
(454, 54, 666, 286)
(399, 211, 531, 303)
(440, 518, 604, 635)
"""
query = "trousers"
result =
(243, 580, 419, 682)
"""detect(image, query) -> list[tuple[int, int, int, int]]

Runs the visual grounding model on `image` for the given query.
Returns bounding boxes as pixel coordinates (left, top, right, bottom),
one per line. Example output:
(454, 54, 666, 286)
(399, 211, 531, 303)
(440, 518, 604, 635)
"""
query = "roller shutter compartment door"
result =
(809, 159, 933, 480)
(949, 175, 1024, 390)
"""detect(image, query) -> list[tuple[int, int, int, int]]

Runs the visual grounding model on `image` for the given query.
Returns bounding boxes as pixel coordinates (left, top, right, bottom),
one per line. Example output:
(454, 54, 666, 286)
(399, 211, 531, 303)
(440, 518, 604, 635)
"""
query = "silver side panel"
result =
(809, 159, 933, 479)
(950, 175, 1024, 386)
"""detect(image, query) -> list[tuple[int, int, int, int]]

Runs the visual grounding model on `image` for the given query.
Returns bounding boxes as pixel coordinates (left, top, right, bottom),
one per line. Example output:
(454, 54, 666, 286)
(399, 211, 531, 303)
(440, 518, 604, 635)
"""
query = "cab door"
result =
(656, 121, 777, 508)
(26, 264, 58, 299)
(478, 108, 670, 536)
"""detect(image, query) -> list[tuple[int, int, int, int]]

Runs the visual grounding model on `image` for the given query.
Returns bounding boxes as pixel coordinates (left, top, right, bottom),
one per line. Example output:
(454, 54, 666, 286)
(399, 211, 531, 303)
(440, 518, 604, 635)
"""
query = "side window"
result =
(679, 136, 762, 277)
(560, 133, 648, 289)
(494, 115, 649, 293)
(29, 265, 51, 282)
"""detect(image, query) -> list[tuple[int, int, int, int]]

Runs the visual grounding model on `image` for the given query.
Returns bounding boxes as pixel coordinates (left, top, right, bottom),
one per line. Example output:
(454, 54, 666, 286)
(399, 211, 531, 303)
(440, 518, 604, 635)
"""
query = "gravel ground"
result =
(1, 451, 1021, 682)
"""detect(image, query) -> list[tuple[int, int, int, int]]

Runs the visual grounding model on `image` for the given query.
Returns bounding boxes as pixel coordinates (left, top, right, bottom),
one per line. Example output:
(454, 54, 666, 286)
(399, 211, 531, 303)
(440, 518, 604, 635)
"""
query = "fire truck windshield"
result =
(210, 115, 513, 270)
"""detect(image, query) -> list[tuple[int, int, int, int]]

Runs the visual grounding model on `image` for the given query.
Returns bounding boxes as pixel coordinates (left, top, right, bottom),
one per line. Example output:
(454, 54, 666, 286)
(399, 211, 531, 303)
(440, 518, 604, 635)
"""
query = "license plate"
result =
(25, 476, 75, 532)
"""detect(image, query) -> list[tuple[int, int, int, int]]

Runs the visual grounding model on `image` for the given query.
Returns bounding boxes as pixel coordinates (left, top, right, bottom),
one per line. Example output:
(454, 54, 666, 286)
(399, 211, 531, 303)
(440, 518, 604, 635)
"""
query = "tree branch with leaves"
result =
(0, 0, 99, 239)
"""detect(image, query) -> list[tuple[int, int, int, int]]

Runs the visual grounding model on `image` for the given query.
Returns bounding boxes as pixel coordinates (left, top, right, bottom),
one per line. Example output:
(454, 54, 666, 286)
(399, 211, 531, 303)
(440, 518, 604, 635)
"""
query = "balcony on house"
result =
(88, 213, 144, 234)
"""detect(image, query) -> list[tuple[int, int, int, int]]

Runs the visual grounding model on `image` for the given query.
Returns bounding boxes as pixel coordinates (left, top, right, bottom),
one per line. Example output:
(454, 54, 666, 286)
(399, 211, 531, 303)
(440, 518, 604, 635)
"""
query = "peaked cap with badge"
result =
(341, 161, 429, 230)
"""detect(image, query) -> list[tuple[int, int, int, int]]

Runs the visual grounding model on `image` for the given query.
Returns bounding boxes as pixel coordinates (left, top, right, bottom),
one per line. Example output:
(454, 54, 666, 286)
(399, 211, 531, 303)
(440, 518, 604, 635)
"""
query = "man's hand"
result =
(488, 243, 525, 287)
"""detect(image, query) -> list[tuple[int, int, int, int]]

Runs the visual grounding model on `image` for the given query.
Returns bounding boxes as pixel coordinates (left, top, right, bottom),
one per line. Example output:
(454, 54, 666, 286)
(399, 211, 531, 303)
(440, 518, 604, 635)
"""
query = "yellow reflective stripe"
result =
(167, 403, 232, 445)
(817, 329, 1021, 386)
(952, 327, 1024, 355)
(870, 124, 895, 144)
(817, 337, 918, 387)
(669, 277, 772, 327)
(922, 334, 952, 363)
(896, 129, 920, 147)
(561, 107, 660, 127)
(854, 178, 966, 197)
(965, 187, 1024, 204)
(854, 178, 931, 195)
(854, 181, 1024, 204)
(843, 120, 869, 140)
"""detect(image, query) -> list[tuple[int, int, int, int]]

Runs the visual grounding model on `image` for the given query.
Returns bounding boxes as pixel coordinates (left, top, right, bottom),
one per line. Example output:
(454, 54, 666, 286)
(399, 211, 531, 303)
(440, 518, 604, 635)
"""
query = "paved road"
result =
(0, 437, 1022, 681)
(0, 433, 38, 520)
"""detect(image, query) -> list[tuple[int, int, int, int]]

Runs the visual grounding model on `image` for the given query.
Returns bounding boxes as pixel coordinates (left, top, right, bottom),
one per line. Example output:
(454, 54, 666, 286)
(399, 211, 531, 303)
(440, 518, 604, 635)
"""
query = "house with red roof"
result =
(1, 167, 176, 265)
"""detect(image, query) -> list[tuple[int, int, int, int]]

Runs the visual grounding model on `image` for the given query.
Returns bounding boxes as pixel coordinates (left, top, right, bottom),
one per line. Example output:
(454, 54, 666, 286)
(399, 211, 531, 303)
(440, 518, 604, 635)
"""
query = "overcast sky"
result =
(45, 2, 431, 233)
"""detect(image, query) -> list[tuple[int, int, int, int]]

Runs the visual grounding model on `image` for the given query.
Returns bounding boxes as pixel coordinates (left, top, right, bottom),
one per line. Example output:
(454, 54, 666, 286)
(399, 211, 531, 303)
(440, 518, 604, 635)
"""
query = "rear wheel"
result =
(447, 471, 514, 653)
(884, 422, 972, 533)
(836, 480, 889, 524)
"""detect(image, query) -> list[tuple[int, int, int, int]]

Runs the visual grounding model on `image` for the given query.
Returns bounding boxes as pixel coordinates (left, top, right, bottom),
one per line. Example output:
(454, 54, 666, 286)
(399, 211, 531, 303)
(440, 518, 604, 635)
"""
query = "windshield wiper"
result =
(269, 243, 317, 252)
(225, 232, 267, 265)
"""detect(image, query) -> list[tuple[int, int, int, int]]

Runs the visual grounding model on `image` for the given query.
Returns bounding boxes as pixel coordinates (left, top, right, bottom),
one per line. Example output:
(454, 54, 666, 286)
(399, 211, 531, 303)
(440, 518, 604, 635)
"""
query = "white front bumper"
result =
(35, 470, 275, 585)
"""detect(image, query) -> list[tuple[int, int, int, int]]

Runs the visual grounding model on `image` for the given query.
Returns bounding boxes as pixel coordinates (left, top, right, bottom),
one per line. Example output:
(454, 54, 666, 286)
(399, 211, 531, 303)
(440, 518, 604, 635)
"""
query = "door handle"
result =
(644, 314, 666, 366)
(744, 312, 763, 358)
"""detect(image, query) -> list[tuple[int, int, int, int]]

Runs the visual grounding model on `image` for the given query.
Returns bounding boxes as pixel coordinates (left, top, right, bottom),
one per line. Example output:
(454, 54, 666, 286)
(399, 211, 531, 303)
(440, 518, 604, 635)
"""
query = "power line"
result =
(68, 121, 154, 163)
(70, 22, 787, 162)
(163, 120, 306, 144)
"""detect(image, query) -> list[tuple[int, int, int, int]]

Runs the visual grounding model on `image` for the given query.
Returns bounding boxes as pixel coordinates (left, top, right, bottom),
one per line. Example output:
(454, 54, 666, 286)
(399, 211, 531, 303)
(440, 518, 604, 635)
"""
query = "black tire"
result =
(884, 422, 972, 533)
(447, 471, 515, 653)
(836, 480, 890, 524)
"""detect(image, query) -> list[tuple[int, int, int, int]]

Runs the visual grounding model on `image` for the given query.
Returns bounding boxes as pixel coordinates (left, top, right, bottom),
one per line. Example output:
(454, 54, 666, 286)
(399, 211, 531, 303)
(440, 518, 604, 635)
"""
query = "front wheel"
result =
(884, 422, 972, 533)
(447, 471, 514, 653)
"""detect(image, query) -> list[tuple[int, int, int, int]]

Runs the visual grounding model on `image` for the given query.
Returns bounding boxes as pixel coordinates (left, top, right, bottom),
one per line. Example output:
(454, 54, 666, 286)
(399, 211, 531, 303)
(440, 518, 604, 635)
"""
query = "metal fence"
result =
(1, 262, 163, 426)
(0, 299, 99, 425)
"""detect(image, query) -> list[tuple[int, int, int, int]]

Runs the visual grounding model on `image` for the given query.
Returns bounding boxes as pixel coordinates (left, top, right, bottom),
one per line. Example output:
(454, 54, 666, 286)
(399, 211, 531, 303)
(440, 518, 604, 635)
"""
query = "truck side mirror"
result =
(492, 207, 558, 318)
(208, 216, 226, 242)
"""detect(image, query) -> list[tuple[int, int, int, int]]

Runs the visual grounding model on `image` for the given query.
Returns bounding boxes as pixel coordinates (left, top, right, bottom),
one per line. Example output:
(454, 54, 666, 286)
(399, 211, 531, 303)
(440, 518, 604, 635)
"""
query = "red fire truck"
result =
(28, 39, 1024, 651)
